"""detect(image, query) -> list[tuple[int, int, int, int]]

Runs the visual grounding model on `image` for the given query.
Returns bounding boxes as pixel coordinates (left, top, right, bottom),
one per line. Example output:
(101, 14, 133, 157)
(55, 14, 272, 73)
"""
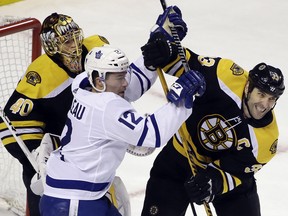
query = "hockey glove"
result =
(141, 32, 178, 70)
(30, 173, 44, 196)
(167, 70, 206, 109)
(30, 133, 60, 195)
(151, 6, 187, 42)
(184, 167, 222, 205)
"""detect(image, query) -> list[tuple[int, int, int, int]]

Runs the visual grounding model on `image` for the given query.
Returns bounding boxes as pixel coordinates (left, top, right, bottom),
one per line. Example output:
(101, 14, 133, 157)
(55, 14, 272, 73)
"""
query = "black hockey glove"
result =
(141, 32, 178, 70)
(184, 167, 222, 205)
(167, 70, 206, 109)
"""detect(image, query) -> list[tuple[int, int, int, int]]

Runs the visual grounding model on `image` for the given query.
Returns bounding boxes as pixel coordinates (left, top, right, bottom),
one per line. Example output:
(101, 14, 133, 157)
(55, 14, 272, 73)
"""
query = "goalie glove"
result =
(30, 146, 43, 195)
(151, 5, 188, 42)
(167, 70, 206, 108)
(30, 133, 60, 195)
(184, 167, 222, 205)
(38, 133, 60, 184)
(30, 173, 44, 196)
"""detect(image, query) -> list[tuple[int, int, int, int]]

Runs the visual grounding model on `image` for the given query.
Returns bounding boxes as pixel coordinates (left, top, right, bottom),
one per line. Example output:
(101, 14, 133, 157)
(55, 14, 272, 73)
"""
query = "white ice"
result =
(0, 0, 287, 215)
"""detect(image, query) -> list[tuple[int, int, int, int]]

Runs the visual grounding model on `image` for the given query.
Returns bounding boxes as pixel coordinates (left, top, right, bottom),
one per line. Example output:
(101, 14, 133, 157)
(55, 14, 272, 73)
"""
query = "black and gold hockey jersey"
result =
(0, 35, 109, 166)
(163, 49, 279, 195)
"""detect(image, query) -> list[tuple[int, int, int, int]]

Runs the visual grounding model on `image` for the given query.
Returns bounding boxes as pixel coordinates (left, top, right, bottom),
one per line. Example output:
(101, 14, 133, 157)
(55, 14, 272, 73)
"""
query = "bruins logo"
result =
(230, 63, 244, 76)
(26, 71, 41, 86)
(198, 114, 237, 151)
(149, 206, 159, 215)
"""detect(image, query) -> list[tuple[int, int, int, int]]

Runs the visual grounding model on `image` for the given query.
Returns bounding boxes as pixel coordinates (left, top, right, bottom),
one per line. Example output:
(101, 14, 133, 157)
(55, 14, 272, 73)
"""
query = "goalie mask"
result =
(40, 13, 84, 73)
(85, 45, 130, 92)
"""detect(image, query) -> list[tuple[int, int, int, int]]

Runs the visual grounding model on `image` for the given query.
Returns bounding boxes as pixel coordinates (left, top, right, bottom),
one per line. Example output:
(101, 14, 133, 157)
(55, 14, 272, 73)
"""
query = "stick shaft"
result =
(0, 107, 38, 172)
(157, 1, 213, 215)
(160, 0, 167, 10)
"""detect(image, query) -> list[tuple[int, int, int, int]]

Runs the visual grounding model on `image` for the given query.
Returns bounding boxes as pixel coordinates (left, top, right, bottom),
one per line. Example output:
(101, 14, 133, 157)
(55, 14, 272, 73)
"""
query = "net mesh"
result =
(0, 16, 41, 216)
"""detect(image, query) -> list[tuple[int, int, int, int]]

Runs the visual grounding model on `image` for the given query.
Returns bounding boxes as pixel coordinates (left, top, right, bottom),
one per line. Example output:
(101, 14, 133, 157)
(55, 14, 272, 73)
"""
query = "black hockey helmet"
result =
(248, 63, 285, 97)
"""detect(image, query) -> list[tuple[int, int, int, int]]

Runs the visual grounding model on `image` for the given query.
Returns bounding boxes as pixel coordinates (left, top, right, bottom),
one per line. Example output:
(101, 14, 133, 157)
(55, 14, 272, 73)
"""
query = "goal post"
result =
(0, 18, 41, 61)
(0, 16, 42, 216)
(0, 17, 42, 106)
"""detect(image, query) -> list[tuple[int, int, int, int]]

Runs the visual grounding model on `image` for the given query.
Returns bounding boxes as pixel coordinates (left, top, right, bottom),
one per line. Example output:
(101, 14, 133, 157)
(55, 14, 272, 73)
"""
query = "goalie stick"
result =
(0, 106, 39, 172)
(157, 1, 213, 215)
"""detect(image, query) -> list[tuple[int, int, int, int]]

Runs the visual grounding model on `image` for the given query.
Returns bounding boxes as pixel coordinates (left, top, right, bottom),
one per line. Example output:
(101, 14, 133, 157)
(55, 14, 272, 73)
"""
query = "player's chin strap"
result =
(157, 1, 213, 216)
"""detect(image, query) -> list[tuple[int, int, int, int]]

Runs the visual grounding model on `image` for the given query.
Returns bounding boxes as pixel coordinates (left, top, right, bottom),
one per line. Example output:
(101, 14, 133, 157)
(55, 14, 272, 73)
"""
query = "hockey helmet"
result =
(248, 63, 285, 97)
(40, 13, 84, 57)
(85, 45, 130, 92)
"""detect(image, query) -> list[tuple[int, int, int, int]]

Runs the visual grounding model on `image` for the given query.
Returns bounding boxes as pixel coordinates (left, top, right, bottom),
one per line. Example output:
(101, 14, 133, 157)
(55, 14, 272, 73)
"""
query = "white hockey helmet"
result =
(85, 45, 130, 92)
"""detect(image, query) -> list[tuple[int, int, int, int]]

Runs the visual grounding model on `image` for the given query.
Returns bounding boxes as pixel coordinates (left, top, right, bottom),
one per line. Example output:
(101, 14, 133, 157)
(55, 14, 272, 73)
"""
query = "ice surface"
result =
(0, 0, 287, 215)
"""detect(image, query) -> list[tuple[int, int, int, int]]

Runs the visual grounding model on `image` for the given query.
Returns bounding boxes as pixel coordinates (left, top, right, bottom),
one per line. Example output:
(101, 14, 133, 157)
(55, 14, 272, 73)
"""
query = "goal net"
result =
(0, 16, 41, 216)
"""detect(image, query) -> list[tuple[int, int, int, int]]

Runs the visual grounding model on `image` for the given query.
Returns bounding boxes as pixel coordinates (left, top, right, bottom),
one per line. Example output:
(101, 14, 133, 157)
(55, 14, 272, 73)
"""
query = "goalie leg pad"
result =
(106, 176, 131, 216)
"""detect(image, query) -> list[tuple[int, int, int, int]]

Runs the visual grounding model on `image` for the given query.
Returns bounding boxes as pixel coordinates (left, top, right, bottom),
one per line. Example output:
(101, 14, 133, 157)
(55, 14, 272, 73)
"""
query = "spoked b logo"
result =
(197, 114, 238, 151)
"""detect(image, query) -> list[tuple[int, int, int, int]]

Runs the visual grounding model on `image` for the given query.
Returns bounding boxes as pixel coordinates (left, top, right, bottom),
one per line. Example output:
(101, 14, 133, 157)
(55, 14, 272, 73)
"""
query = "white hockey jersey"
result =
(44, 57, 192, 200)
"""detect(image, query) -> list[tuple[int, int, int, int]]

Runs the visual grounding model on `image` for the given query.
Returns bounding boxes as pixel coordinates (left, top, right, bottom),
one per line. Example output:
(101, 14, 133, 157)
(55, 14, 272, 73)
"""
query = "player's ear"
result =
(95, 77, 105, 91)
(244, 81, 250, 97)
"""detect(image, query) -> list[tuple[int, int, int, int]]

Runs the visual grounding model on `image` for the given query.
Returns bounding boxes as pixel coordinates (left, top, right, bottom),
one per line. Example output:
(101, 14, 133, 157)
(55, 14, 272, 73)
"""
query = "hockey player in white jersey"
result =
(39, 45, 205, 216)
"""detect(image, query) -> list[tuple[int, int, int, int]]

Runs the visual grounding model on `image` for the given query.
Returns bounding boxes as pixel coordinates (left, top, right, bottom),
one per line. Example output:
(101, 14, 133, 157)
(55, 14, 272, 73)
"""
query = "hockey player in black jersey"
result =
(0, 13, 109, 216)
(140, 7, 285, 216)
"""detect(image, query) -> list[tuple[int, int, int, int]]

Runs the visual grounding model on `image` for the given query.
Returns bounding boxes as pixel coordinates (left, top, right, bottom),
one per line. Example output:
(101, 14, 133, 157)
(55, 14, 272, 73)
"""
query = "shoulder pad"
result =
(83, 35, 110, 51)
(217, 59, 248, 98)
(16, 55, 71, 99)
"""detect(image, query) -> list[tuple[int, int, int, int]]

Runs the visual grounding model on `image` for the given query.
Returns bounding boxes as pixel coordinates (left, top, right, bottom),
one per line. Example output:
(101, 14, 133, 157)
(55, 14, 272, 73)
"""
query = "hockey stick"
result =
(0, 106, 39, 172)
(157, 1, 213, 215)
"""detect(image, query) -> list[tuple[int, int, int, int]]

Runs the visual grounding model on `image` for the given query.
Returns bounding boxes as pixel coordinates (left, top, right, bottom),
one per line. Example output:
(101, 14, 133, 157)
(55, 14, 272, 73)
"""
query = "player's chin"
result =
(118, 92, 125, 98)
(251, 110, 267, 120)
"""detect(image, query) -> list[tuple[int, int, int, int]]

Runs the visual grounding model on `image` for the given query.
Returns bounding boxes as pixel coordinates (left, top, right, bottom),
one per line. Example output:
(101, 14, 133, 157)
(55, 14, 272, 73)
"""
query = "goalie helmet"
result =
(40, 13, 84, 58)
(85, 45, 130, 92)
(248, 63, 285, 97)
